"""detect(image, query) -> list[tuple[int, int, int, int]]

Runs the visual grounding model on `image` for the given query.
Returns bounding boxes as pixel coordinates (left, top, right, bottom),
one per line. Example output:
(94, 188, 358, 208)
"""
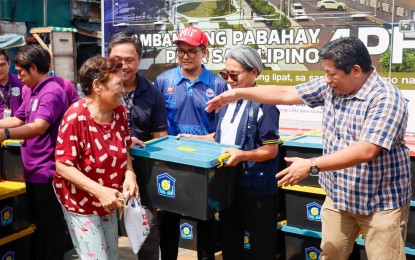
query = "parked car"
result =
(317, 0, 346, 11)
(291, 3, 306, 17)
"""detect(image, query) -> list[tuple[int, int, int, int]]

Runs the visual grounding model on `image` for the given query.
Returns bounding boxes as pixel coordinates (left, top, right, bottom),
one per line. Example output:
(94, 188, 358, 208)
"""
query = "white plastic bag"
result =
(123, 197, 150, 253)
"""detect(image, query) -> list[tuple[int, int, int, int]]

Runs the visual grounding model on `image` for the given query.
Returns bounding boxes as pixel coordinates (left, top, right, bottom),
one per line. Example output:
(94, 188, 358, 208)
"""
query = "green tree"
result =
(380, 48, 415, 72)
(272, 14, 291, 30)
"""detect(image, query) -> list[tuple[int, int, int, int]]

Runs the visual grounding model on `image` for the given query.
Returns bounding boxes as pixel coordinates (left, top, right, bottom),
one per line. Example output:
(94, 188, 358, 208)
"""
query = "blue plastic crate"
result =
(130, 136, 239, 220)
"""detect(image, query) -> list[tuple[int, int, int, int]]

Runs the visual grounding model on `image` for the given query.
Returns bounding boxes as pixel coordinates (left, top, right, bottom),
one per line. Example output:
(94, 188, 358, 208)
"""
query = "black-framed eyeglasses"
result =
(219, 70, 246, 81)
(175, 48, 203, 59)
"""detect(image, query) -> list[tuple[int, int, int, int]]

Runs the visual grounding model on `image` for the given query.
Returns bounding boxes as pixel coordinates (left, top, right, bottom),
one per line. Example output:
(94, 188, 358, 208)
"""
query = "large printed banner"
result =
(103, 0, 415, 131)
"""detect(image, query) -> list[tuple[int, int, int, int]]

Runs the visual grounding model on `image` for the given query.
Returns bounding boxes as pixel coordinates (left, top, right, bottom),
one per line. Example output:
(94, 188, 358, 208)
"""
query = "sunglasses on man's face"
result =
(219, 70, 246, 81)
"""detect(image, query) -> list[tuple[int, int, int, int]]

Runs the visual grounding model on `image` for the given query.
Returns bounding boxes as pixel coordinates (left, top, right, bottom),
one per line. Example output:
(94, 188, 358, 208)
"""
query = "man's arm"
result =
(276, 140, 382, 186)
(152, 130, 168, 138)
(206, 86, 303, 112)
(0, 118, 49, 142)
(0, 117, 25, 129)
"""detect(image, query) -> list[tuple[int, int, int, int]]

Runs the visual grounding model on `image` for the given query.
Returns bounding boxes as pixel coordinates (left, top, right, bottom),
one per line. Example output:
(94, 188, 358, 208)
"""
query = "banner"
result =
(103, 0, 415, 131)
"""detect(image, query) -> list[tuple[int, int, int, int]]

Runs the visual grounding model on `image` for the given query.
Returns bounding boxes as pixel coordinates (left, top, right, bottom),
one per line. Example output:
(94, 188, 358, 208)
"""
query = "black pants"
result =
(26, 181, 69, 260)
(220, 192, 278, 260)
(159, 211, 217, 260)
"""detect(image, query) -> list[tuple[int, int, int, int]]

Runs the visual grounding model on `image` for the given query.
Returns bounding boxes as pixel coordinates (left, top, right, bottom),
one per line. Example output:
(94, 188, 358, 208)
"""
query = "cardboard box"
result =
(0, 225, 34, 259)
(283, 185, 325, 232)
(130, 136, 238, 220)
(0, 181, 29, 239)
(283, 135, 323, 188)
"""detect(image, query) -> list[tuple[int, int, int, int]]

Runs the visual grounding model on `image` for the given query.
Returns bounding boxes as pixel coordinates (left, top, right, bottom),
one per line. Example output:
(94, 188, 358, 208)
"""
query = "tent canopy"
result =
(0, 34, 25, 49)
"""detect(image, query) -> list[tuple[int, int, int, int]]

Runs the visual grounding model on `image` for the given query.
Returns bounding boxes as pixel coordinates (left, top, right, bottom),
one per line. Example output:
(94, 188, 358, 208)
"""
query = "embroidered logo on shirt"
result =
(205, 88, 214, 98)
(167, 87, 174, 94)
(11, 87, 21, 96)
(31, 98, 39, 111)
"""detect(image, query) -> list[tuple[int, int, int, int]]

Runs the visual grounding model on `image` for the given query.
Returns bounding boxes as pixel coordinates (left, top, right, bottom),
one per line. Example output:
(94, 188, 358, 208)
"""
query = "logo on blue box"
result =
(244, 231, 251, 249)
(180, 222, 193, 239)
(306, 202, 321, 221)
(305, 246, 321, 260)
(1, 206, 13, 226)
(2, 251, 15, 260)
(157, 173, 176, 198)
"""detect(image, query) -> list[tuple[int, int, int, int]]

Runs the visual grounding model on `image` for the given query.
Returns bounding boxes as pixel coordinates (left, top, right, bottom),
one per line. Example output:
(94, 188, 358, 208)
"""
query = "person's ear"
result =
(92, 79, 101, 95)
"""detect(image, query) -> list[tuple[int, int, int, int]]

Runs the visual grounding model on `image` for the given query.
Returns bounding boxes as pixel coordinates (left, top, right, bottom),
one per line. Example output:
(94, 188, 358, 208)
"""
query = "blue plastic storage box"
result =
(1, 140, 24, 182)
(130, 136, 239, 220)
(283, 134, 323, 187)
(282, 185, 326, 232)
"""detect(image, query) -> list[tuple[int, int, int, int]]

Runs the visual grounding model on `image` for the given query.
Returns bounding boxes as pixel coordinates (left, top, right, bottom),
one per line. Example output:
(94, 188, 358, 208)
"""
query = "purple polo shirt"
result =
(0, 73, 23, 119)
(14, 77, 68, 183)
(52, 76, 79, 105)
(22, 76, 79, 105)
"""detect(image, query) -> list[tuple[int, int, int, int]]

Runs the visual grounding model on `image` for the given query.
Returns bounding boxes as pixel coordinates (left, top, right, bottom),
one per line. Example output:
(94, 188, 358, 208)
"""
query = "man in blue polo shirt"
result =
(154, 26, 227, 260)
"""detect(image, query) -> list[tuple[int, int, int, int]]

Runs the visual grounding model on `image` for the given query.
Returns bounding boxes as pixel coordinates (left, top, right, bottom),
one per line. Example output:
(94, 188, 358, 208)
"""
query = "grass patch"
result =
(178, 0, 236, 17)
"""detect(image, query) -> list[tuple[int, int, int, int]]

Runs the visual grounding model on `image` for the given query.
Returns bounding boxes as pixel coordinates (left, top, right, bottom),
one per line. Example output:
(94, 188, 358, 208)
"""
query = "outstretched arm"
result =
(206, 85, 303, 112)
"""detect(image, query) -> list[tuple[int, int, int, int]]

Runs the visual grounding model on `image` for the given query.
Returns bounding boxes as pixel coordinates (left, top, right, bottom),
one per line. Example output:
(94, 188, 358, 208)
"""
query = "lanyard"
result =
(0, 84, 12, 106)
(122, 90, 135, 130)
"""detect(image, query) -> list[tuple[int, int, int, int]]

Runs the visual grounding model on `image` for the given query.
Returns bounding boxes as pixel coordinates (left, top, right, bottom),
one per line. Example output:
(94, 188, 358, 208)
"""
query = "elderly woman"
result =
(179, 46, 280, 260)
(53, 56, 138, 259)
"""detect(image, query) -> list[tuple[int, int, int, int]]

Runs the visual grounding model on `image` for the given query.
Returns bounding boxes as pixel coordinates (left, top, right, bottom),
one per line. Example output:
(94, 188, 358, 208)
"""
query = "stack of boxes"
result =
(0, 140, 33, 258)
(279, 130, 326, 259)
(0, 181, 33, 259)
(130, 136, 239, 252)
(277, 129, 415, 259)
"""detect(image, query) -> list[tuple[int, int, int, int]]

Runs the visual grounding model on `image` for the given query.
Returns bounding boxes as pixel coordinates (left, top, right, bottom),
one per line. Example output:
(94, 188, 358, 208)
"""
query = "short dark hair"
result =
(0, 48, 9, 62)
(108, 31, 143, 57)
(78, 56, 123, 96)
(12, 45, 50, 74)
(319, 37, 372, 74)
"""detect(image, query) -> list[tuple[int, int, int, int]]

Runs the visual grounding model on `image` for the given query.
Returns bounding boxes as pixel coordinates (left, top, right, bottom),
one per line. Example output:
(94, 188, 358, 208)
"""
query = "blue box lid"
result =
(283, 134, 323, 149)
(281, 224, 322, 239)
(130, 136, 240, 168)
(356, 235, 415, 255)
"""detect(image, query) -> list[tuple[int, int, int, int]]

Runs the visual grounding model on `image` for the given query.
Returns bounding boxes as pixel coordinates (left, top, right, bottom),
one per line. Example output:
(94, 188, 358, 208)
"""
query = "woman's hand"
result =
(123, 169, 139, 199)
(131, 136, 145, 148)
(222, 148, 244, 166)
(176, 134, 195, 139)
(94, 185, 125, 214)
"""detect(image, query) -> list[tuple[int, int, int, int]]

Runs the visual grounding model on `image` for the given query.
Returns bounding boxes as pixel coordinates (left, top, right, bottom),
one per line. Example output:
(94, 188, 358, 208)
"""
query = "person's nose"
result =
(325, 75, 332, 84)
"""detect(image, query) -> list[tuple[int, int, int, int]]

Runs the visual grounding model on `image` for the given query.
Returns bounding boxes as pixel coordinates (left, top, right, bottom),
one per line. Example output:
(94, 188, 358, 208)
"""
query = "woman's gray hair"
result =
(225, 46, 263, 75)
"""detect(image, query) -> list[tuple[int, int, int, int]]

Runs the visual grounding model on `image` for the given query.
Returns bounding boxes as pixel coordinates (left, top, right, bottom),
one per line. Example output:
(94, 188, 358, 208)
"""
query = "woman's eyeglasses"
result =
(175, 48, 203, 59)
(219, 70, 246, 81)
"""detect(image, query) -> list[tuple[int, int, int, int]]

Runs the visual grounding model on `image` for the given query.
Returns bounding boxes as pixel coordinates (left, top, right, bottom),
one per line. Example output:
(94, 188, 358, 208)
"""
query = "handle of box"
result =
(217, 153, 231, 168)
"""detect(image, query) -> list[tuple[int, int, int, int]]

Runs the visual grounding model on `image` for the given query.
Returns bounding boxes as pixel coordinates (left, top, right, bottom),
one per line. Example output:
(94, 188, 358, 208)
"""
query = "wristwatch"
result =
(310, 158, 320, 176)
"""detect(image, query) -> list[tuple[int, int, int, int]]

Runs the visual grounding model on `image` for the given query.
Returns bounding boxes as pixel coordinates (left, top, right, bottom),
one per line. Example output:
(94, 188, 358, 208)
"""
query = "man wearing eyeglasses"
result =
(154, 26, 227, 260)
(0, 48, 23, 119)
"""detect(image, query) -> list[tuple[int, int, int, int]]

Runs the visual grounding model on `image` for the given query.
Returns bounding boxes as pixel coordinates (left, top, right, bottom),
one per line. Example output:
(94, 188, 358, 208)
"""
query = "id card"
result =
(3, 109, 11, 118)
